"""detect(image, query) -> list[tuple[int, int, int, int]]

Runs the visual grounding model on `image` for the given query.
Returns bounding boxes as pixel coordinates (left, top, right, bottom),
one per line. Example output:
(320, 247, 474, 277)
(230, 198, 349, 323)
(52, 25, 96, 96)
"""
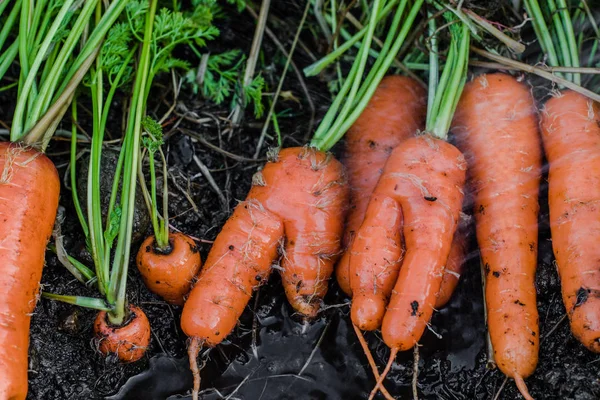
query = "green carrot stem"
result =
(108, 0, 158, 325)
(312, 0, 424, 151)
(159, 147, 170, 246)
(70, 100, 89, 237)
(303, 0, 399, 77)
(41, 293, 112, 311)
(0, 0, 20, 53)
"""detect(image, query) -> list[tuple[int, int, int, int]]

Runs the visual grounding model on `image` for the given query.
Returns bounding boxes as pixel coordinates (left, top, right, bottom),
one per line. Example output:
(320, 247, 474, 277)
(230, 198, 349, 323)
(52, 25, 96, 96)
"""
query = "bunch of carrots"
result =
(2, 0, 600, 398)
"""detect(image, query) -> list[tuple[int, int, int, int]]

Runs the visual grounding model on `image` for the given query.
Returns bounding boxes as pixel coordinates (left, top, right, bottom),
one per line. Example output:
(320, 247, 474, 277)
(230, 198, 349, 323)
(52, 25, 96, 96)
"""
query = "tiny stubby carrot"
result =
(452, 73, 541, 399)
(136, 232, 202, 306)
(0, 142, 60, 399)
(541, 90, 600, 353)
(182, 147, 347, 399)
(337, 75, 427, 296)
(94, 304, 151, 362)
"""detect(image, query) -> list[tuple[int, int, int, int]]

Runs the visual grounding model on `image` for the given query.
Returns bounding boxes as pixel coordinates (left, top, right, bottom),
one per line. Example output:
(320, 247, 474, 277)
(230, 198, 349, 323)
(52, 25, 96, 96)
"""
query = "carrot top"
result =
(425, 8, 470, 141)
(5, 0, 129, 151)
(308, 0, 425, 152)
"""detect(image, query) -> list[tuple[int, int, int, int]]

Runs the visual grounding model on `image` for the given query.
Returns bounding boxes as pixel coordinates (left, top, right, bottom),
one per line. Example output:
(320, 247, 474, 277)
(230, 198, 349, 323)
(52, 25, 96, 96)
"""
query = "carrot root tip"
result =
(188, 338, 203, 400)
(514, 374, 534, 400)
(368, 347, 398, 400)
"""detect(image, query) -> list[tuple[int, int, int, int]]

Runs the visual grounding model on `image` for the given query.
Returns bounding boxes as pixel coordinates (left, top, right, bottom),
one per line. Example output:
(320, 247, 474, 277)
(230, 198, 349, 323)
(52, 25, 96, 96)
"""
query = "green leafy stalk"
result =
(426, 14, 470, 140)
(70, 100, 88, 237)
(524, 0, 581, 85)
(41, 293, 112, 311)
(303, 0, 399, 77)
(311, 0, 425, 151)
(107, 0, 158, 325)
(48, 244, 95, 282)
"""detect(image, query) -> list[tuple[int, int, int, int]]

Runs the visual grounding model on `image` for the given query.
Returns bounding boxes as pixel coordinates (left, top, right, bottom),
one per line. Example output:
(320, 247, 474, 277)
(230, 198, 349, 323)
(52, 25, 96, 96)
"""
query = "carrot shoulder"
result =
(0, 142, 60, 399)
(453, 73, 541, 379)
(337, 76, 426, 295)
(541, 90, 600, 353)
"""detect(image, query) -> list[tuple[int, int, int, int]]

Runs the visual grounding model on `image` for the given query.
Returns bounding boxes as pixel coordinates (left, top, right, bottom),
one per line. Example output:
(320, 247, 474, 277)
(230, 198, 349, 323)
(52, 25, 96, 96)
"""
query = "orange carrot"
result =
(376, 135, 466, 350)
(350, 194, 403, 330)
(136, 232, 202, 306)
(0, 142, 60, 399)
(362, 135, 466, 399)
(181, 147, 347, 399)
(435, 214, 469, 309)
(540, 90, 600, 353)
(452, 73, 541, 398)
(94, 304, 151, 362)
(337, 76, 427, 295)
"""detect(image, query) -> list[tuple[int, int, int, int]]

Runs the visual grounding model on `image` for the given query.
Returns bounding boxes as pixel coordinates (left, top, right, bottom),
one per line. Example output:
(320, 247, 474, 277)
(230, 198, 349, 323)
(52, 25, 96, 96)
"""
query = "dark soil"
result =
(0, 1, 598, 399)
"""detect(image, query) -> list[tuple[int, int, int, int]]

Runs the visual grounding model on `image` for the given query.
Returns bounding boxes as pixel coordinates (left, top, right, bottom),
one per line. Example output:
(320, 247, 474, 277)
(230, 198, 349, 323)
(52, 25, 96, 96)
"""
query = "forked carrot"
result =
(182, 147, 347, 399)
(363, 13, 470, 397)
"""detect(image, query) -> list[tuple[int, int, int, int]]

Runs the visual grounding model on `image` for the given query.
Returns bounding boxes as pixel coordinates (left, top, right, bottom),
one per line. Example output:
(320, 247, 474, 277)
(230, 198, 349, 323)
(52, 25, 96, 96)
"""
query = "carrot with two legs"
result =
(350, 14, 470, 398)
(181, 1, 425, 398)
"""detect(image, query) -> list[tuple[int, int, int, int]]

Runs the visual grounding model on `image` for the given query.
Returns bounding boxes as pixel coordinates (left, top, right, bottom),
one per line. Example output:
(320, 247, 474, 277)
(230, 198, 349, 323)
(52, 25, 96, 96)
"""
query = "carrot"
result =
(452, 73, 541, 398)
(343, 76, 468, 330)
(540, 90, 600, 353)
(362, 13, 470, 398)
(337, 75, 427, 296)
(0, 142, 60, 399)
(377, 135, 466, 349)
(182, 147, 347, 398)
(435, 216, 469, 309)
(136, 232, 202, 306)
(94, 304, 151, 362)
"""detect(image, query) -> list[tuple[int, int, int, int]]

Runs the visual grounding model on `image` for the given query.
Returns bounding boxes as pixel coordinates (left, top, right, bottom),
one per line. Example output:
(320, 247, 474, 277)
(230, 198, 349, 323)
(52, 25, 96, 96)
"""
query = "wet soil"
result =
(0, 1, 598, 399)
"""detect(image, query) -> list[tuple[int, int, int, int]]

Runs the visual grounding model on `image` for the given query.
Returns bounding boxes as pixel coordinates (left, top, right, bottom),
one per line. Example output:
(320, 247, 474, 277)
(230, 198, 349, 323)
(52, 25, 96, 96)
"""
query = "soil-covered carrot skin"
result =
(94, 305, 151, 362)
(337, 76, 427, 295)
(181, 199, 283, 347)
(541, 90, 600, 353)
(182, 147, 348, 346)
(136, 232, 202, 306)
(349, 194, 403, 330)
(367, 135, 466, 351)
(0, 142, 60, 400)
(452, 73, 541, 378)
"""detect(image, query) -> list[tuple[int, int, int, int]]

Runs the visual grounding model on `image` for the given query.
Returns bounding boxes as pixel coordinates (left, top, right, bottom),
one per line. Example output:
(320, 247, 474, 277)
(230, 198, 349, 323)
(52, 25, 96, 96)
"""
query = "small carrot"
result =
(182, 147, 347, 399)
(540, 90, 600, 353)
(337, 75, 427, 296)
(0, 142, 60, 399)
(94, 304, 151, 362)
(452, 73, 541, 398)
(136, 232, 202, 306)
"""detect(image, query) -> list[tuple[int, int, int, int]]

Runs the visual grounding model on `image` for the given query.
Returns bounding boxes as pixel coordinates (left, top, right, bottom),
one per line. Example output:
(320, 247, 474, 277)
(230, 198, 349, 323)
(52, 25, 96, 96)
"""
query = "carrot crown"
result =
(425, 10, 470, 141)
(308, 0, 425, 152)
